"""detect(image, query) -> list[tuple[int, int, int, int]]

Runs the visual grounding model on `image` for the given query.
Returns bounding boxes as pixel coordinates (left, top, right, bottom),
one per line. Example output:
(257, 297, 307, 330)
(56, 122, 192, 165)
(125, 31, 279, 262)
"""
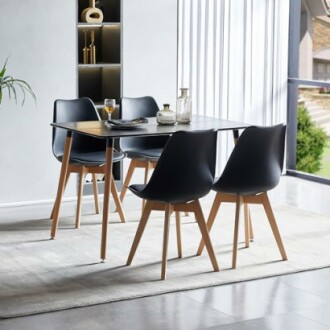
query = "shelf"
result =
(78, 63, 121, 68)
(77, 22, 120, 28)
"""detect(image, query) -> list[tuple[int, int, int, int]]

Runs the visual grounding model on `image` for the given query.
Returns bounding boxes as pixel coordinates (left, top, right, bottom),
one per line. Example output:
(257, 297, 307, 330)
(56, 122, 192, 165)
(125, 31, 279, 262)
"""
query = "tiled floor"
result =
(0, 176, 330, 329)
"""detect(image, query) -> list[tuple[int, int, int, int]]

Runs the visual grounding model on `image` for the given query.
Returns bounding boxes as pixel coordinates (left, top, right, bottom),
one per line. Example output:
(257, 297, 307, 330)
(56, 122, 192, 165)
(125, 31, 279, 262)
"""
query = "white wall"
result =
(0, 0, 77, 205)
(122, 0, 178, 107)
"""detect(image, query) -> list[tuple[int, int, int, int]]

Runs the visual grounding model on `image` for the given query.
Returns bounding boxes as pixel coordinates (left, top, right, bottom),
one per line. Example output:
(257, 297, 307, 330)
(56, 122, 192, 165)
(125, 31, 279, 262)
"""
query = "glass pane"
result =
(299, 1, 330, 81)
(298, 84, 330, 179)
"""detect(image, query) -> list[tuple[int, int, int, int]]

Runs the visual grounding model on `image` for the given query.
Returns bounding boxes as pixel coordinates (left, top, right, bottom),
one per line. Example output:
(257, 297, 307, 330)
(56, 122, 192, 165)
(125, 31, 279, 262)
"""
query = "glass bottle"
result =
(156, 104, 176, 125)
(176, 88, 192, 124)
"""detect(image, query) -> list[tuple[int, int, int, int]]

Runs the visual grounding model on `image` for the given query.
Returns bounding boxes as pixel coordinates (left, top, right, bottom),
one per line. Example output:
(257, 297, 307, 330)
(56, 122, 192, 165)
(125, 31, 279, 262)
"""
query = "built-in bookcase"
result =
(77, 0, 122, 190)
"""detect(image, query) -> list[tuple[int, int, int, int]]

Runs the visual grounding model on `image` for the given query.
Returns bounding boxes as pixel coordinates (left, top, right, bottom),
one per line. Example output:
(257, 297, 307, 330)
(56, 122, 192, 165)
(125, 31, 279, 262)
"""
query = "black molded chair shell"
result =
(119, 96, 169, 160)
(129, 130, 218, 204)
(52, 98, 124, 165)
(213, 124, 286, 195)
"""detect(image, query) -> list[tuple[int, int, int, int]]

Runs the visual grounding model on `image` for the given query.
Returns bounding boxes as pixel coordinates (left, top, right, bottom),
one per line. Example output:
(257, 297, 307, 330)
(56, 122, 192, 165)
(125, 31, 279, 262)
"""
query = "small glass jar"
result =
(157, 104, 176, 125)
(176, 88, 192, 124)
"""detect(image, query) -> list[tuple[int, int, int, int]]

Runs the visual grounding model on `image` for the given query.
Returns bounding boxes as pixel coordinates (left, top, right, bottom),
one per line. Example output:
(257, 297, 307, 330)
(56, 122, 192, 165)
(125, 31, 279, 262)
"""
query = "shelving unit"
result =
(77, 0, 122, 190)
(77, 0, 121, 108)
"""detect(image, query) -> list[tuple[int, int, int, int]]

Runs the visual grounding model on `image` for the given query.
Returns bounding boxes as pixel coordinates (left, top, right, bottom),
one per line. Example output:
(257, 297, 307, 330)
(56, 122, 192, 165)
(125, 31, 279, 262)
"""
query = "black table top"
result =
(51, 116, 250, 139)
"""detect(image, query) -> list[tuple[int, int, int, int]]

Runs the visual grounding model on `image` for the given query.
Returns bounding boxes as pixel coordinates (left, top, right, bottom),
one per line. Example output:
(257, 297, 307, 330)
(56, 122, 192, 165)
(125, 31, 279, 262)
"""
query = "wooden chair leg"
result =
(197, 192, 222, 255)
(261, 193, 288, 260)
(111, 176, 126, 223)
(92, 173, 100, 214)
(161, 203, 172, 280)
(249, 209, 254, 240)
(175, 211, 182, 258)
(50, 172, 71, 219)
(120, 160, 136, 202)
(75, 169, 85, 228)
(244, 203, 250, 248)
(126, 200, 153, 265)
(142, 161, 153, 210)
(194, 200, 219, 272)
(232, 195, 243, 269)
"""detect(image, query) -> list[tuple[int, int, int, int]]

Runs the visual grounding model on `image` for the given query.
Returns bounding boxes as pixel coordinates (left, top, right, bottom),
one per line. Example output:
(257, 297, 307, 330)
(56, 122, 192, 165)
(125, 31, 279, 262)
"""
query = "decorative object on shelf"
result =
(81, 0, 104, 23)
(82, 30, 90, 64)
(157, 104, 176, 125)
(89, 30, 96, 64)
(0, 56, 36, 106)
(176, 88, 192, 124)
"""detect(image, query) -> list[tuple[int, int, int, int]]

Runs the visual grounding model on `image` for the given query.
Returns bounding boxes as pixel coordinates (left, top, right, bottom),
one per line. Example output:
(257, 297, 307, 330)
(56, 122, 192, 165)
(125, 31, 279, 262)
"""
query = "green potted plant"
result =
(0, 57, 36, 105)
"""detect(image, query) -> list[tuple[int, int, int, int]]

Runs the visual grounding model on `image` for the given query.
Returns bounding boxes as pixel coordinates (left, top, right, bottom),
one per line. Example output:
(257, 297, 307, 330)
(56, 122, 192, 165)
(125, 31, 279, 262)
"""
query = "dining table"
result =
(50, 115, 250, 261)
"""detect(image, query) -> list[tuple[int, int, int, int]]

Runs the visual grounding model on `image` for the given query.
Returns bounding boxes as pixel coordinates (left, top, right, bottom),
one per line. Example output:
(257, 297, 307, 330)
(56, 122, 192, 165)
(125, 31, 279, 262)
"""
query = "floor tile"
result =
(180, 275, 329, 321)
(296, 302, 330, 327)
(281, 267, 330, 299)
(203, 313, 330, 330)
(0, 293, 234, 330)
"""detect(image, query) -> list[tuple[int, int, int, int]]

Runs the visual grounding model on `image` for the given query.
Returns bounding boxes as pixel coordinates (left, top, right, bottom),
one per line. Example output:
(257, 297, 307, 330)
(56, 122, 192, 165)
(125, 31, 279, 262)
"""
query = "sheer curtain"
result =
(178, 0, 290, 167)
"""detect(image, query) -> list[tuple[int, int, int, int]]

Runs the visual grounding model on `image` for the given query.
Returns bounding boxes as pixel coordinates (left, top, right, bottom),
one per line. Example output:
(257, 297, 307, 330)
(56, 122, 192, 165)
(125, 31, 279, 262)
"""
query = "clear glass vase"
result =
(157, 104, 176, 125)
(176, 88, 192, 124)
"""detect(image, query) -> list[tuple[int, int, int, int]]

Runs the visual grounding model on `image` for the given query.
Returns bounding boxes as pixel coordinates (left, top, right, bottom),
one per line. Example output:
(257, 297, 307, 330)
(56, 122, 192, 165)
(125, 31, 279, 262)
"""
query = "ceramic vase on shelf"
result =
(81, 0, 104, 23)
(176, 88, 192, 124)
(157, 104, 176, 125)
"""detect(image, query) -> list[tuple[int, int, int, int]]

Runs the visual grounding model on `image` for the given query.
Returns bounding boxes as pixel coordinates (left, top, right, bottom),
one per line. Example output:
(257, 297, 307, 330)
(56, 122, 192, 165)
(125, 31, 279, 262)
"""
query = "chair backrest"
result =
(52, 97, 105, 159)
(119, 96, 169, 151)
(141, 130, 218, 204)
(214, 124, 286, 195)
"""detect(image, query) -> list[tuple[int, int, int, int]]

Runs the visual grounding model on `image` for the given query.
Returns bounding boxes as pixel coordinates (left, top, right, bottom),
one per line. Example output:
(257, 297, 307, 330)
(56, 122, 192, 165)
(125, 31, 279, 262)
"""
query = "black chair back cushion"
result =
(119, 96, 169, 151)
(52, 98, 106, 159)
(129, 130, 218, 204)
(214, 124, 286, 195)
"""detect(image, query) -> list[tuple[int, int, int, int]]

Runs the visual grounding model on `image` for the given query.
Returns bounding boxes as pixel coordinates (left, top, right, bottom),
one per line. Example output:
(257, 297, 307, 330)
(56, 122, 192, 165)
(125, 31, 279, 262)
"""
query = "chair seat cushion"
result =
(56, 150, 125, 166)
(125, 148, 163, 161)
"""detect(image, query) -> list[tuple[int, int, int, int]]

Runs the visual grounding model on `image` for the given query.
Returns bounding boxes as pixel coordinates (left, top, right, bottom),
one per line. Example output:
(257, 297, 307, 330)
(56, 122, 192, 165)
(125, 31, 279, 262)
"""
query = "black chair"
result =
(119, 96, 169, 204)
(197, 124, 288, 268)
(126, 130, 220, 280)
(51, 97, 126, 227)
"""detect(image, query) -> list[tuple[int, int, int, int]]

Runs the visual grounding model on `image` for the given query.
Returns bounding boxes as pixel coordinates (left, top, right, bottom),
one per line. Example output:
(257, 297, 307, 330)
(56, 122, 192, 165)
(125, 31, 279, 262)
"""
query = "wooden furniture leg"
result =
(100, 138, 114, 261)
(51, 132, 73, 238)
(92, 173, 100, 214)
(75, 168, 85, 228)
(126, 200, 153, 265)
(232, 195, 243, 269)
(175, 211, 182, 258)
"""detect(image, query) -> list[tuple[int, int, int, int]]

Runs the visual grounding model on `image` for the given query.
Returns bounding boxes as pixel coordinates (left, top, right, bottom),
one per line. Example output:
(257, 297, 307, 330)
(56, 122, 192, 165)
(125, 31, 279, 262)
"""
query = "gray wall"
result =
(0, 0, 177, 206)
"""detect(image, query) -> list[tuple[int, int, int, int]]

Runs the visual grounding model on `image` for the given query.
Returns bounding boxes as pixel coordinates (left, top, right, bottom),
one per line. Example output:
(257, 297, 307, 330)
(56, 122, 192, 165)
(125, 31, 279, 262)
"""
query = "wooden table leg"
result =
(100, 138, 114, 261)
(51, 131, 73, 239)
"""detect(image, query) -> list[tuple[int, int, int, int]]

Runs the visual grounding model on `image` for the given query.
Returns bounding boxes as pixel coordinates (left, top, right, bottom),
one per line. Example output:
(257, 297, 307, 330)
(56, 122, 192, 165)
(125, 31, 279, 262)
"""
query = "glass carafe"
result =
(176, 88, 192, 124)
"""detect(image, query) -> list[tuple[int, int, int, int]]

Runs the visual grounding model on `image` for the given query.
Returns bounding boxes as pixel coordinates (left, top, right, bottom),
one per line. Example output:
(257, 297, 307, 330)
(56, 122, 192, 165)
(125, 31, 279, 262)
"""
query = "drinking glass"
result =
(104, 98, 116, 122)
